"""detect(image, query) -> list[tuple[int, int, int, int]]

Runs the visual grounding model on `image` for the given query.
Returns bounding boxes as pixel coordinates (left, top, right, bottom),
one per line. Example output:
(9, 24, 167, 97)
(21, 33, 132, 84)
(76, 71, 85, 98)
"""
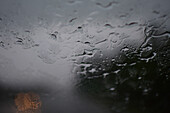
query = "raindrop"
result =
(50, 31, 60, 40)
(67, 0, 82, 5)
(143, 89, 148, 92)
(111, 58, 115, 62)
(119, 13, 129, 18)
(140, 46, 153, 58)
(50, 34, 57, 39)
(84, 49, 94, 55)
(138, 77, 142, 80)
(84, 41, 90, 44)
(87, 35, 94, 39)
(95, 39, 108, 45)
(125, 22, 138, 26)
(88, 68, 96, 73)
(103, 73, 109, 78)
(0, 41, 4, 47)
(121, 47, 129, 52)
(15, 37, 23, 44)
(96, 1, 118, 8)
(129, 62, 136, 66)
(104, 24, 115, 29)
(140, 52, 157, 62)
(67, 0, 75, 4)
(69, 17, 77, 23)
(77, 26, 82, 29)
(110, 88, 115, 91)
(109, 32, 119, 36)
(19, 37, 35, 49)
(113, 69, 120, 74)
(25, 30, 31, 33)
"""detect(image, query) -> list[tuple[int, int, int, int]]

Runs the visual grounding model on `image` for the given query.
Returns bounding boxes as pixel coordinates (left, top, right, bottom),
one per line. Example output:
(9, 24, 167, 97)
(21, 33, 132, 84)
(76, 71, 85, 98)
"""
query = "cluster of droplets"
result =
(74, 23, 170, 113)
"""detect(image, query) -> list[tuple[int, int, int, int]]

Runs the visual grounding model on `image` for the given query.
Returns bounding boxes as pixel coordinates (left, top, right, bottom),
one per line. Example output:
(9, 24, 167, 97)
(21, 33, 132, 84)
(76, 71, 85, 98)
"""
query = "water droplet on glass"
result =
(96, 1, 118, 8)
(138, 77, 142, 80)
(110, 88, 115, 91)
(103, 73, 109, 78)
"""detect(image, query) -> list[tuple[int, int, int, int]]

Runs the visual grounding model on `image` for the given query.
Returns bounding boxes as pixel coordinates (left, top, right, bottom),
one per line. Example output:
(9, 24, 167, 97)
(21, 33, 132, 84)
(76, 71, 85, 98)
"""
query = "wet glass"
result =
(0, 0, 170, 113)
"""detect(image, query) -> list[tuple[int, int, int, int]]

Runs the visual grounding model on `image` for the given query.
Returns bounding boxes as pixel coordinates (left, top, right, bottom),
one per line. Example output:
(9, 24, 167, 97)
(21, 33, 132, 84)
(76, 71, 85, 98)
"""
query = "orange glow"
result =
(14, 92, 41, 112)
